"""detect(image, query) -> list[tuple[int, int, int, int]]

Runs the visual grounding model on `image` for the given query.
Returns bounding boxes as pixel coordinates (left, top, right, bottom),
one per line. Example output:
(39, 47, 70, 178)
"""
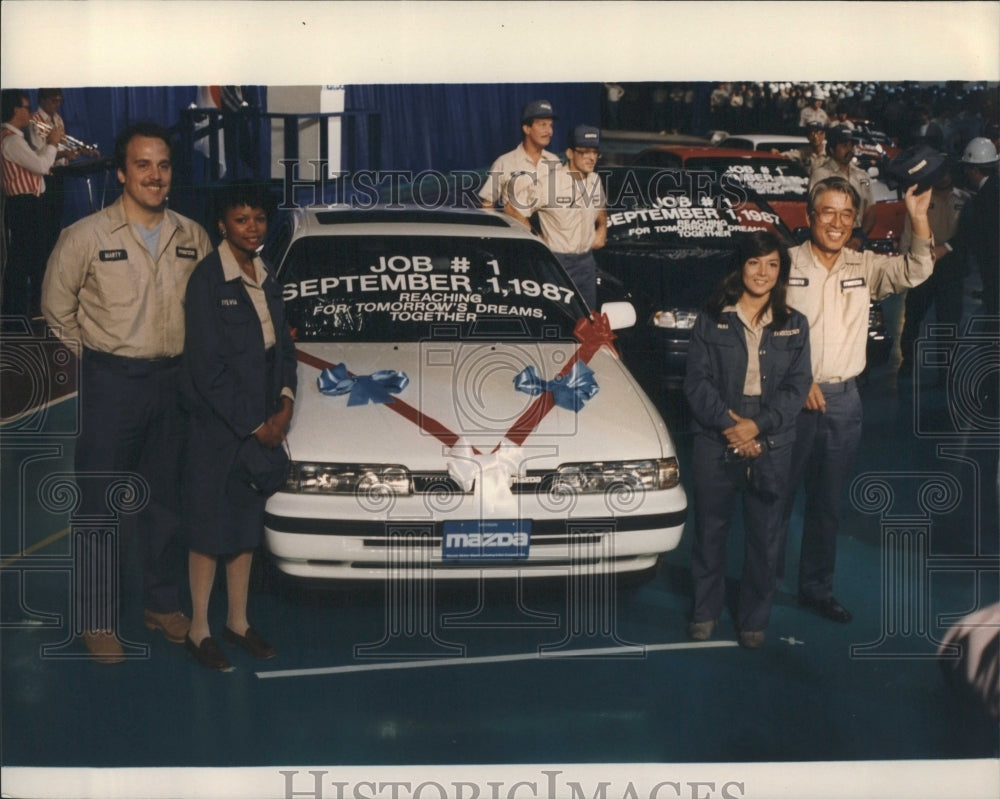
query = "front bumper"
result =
(264, 490, 687, 581)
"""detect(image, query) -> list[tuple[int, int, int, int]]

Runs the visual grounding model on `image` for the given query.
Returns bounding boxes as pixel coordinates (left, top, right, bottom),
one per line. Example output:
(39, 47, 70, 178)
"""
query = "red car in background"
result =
(632, 145, 905, 253)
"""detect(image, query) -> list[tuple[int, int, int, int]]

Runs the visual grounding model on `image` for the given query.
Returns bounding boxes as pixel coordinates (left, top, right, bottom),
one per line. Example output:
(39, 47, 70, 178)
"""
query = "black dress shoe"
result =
(223, 626, 277, 659)
(185, 636, 233, 671)
(798, 594, 853, 623)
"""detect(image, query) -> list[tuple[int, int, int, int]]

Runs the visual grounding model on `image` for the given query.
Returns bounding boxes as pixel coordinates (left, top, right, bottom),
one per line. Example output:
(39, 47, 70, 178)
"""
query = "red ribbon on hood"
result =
(296, 312, 618, 454)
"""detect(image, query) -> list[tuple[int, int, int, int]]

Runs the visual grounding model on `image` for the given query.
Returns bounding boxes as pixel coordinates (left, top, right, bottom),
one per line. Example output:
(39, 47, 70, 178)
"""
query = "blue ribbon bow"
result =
(513, 361, 599, 412)
(317, 363, 410, 406)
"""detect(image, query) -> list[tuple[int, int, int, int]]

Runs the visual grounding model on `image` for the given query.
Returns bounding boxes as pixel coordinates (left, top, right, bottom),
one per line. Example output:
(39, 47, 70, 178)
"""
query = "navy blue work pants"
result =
(782, 379, 863, 601)
(554, 251, 597, 311)
(75, 350, 186, 620)
(690, 397, 793, 632)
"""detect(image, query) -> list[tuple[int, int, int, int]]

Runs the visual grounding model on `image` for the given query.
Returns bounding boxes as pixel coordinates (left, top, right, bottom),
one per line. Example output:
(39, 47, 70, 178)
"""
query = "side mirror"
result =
(600, 301, 637, 330)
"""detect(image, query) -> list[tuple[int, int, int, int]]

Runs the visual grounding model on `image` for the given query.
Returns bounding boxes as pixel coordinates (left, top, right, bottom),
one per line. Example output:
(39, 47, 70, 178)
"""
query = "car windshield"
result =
(681, 157, 810, 201)
(601, 166, 789, 248)
(279, 233, 589, 342)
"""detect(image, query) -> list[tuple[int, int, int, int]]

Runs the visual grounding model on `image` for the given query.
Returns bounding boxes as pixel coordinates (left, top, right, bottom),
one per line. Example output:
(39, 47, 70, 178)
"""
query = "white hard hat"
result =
(812, 88, 828, 101)
(961, 137, 999, 165)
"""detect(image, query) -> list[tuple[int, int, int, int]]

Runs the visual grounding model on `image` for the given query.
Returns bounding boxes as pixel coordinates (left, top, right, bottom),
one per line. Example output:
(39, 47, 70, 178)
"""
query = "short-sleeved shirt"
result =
(786, 236, 934, 383)
(900, 187, 967, 252)
(518, 163, 605, 255)
(782, 146, 831, 177)
(799, 106, 829, 128)
(478, 143, 560, 207)
(41, 197, 212, 358)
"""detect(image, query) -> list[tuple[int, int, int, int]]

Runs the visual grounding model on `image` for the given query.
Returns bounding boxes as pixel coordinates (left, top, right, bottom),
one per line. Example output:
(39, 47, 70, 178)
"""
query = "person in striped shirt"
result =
(1, 88, 63, 317)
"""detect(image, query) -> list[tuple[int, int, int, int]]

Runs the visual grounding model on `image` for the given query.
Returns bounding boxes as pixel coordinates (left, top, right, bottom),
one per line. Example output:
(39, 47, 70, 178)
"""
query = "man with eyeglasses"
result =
(778, 176, 932, 624)
(508, 124, 606, 309)
(809, 125, 876, 251)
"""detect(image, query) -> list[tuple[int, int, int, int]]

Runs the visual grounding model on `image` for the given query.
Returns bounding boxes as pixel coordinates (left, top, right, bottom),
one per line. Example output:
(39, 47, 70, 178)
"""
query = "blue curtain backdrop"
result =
(27, 83, 600, 225)
(344, 82, 603, 173)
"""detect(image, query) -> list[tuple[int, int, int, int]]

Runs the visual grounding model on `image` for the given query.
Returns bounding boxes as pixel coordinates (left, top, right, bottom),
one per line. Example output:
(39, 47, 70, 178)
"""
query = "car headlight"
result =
(287, 463, 412, 494)
(550, 458, 680, 493)
(653, 309, 699, 329)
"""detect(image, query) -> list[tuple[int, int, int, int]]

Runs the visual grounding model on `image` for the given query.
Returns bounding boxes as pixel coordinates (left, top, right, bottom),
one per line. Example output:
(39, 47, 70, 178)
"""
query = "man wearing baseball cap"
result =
(508, 124, 606, 309)
(810, 125, 875, 250)
(478, 99, 559, 229)
(778, 121, 831, 177)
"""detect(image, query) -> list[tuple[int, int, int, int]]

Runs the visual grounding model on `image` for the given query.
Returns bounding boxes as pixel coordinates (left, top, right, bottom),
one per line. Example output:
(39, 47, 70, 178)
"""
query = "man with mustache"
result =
(42, 122, 211, 663)
(479, 99, 559, 230)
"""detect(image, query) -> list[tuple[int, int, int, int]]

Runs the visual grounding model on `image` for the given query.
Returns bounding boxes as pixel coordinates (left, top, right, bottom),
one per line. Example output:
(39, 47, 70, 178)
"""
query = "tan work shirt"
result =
(217, 242, 295, 408)
(42, 198, 212, 358)
(900, 187, 967, 252)
(479, 143, 560, 208)
(782, 146, 831, 177)
(786, 235, 934, 383)
(218, 241, 277, 350)
(519, 163, 605, 254)
(724, 304, 772, 396)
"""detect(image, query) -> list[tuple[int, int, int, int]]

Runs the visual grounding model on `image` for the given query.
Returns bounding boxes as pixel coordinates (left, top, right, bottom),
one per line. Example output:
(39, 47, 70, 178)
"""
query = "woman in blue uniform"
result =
(181, 181, 296, 670)
(683, 230, 811, 648)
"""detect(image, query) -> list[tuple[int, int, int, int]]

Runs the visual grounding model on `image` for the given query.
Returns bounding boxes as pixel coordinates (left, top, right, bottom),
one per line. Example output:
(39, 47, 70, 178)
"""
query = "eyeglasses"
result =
(813, 209, 857, 225)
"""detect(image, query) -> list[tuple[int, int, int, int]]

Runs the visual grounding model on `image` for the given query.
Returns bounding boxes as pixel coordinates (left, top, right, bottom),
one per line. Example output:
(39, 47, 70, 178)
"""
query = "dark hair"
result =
(807, 176, 859, 219)
(1, 89, 28, 123)
(704, 230, 792, 329)
(37, 88, 63, 102)
(113, 121, 173, 172)
(211, 180, 276, 226)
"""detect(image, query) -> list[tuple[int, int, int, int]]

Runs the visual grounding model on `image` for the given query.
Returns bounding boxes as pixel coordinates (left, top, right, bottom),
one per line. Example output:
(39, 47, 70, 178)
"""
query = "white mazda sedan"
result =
(263, 207, 687, 582)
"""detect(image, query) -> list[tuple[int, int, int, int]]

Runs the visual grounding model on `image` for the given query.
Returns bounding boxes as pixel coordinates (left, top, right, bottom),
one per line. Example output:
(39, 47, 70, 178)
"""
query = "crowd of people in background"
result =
(603, 81, 999, 152)
(1, 83, 997, 709)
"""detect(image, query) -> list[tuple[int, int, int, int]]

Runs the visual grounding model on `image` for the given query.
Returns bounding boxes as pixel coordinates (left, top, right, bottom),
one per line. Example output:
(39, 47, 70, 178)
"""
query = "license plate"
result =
(441, 520, 531, 561)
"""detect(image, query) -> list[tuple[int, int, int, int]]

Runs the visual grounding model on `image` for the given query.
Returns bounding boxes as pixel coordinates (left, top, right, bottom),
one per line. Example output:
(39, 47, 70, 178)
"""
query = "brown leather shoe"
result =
(739, 630, 765, 649)
(687, 619, 716, 641)
(83, 630, 125, 664)
(143, 609, 191, 643)
(223, 626, 277, 659)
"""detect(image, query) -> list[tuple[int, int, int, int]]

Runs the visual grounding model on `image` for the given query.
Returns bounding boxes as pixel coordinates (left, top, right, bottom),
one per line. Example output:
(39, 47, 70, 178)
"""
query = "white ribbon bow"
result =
(447, 438, 524, 516)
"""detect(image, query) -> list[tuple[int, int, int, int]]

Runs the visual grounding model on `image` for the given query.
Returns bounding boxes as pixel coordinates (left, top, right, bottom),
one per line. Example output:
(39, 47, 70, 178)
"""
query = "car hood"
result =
(287, 341, 674, 467)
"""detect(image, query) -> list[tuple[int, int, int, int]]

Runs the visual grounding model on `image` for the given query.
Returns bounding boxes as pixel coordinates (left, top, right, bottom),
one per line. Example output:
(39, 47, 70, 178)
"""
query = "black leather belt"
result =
(817, 378, 857, 394)
(83, 348, 181, 374)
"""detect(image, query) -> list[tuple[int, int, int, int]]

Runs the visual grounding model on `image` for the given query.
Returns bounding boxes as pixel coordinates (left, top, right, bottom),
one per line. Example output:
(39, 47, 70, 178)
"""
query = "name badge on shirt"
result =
(99, 249, 128, 261)
(220, 298, 239, 307)
(788, 277, 808, 287)
(176, 246, 198, 259)
(773, 328, 801, 337)
(841, 277, 867, 290)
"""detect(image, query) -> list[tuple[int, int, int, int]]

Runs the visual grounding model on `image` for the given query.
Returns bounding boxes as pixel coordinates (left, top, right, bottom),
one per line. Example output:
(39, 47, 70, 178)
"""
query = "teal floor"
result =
(2, 296, 998, 798)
